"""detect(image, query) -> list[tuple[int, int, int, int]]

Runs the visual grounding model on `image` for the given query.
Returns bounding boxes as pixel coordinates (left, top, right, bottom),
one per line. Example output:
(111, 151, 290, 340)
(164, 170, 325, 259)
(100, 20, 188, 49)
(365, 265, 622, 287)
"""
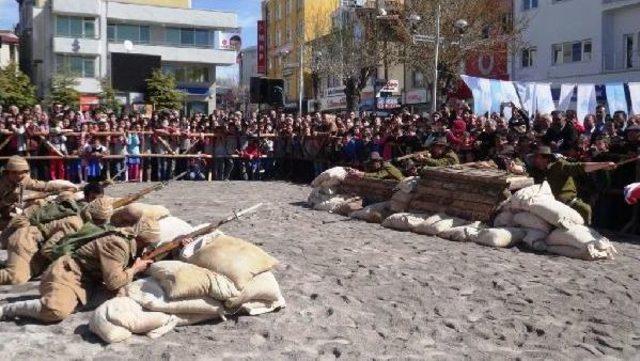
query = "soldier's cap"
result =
(134, 216, 161, 244)
(86, 197, 113, 221)
(3, 155, 30, 173)
(534, 146, 556, 159)
(433, 137, 449, 147)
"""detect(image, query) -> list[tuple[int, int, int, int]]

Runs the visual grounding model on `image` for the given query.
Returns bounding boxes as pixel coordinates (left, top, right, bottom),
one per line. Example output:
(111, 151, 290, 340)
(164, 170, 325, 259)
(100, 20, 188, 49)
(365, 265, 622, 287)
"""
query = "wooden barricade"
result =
(408, 167, 534, 222)
(338, 176, 399, 204)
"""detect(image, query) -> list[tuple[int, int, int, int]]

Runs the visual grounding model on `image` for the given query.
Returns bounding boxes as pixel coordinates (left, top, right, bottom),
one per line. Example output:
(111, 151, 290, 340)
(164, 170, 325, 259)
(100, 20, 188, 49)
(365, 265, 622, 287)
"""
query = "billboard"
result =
(219, 30, 242, 51)
(257, 20, 267, 74)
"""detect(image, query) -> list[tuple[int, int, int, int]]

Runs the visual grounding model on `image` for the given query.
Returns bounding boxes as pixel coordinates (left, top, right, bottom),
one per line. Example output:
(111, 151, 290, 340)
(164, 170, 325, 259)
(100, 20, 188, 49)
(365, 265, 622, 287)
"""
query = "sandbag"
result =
(89, 299, 132, 344)
(225, 272, 286, 315)
(313, 195, 350, 213)
(311, 167, 347, 188)
(493, 211, 515, 227)
(126, 278, 227, 315)
(546, 225, 617, 260)
(474, 227, 526, 248)
(147, 261, 239, 301)
(529, 199, 584, 228)
(389, 191, 413, 212)
(185, 235, 279, 290)
(349, 202, 389, 223)
(513, 212, 552, 233)
(111, 203, 171, 227)
(522, 229, 548, 251)
(507, 182, 554, 211)
(414, 216, 467, 236)
(307, 187, 337, 207)
(333, 199, 363, 216)
(381, 213, 426, 232)
(158, 216, 194, 245)
(440, 221, 483, 242)
(397, 176, 419, 194)
(89, 297, 172, 343)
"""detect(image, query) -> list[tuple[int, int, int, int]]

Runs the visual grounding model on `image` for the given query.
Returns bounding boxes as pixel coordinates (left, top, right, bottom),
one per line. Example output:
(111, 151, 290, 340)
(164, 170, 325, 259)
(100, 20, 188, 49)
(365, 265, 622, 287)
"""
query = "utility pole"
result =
(432, 3, 441, 114)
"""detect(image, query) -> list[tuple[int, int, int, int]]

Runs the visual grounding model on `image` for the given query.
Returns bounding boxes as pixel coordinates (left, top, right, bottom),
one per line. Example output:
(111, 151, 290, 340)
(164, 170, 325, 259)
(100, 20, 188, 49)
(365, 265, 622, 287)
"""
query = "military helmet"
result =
(4, 156, 30, 172)
(134, 216, 161, 244)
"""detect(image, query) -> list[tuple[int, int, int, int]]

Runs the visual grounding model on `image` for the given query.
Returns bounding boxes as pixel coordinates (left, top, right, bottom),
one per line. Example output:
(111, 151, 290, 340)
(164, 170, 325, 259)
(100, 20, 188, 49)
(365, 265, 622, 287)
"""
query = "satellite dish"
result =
(123, 40, 134, 52)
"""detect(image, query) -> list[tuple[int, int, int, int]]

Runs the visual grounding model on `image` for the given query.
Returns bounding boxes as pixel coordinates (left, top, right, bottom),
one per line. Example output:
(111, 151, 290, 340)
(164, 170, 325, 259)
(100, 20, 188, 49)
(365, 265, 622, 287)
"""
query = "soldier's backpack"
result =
(29, 199, 83, 226)
(49, 222, 127, 261)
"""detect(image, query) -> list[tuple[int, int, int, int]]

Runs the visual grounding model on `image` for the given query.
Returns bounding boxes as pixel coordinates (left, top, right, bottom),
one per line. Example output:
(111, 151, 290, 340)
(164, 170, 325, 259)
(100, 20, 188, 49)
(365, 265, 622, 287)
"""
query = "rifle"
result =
(111, 170, 188, 209)
(616, 155, 640, 168)
(141, 203, 264, 261)
(396, 151, 430, 162)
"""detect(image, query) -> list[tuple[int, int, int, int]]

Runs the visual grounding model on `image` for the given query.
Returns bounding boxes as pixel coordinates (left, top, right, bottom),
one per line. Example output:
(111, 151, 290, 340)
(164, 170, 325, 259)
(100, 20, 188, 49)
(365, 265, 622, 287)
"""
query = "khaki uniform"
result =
(529, 159, 592, 224)
(0, 176, 73, 248)
(364, 162, 405, 181)
(10, 233, 137, 323)
(0, 215, 83, 285)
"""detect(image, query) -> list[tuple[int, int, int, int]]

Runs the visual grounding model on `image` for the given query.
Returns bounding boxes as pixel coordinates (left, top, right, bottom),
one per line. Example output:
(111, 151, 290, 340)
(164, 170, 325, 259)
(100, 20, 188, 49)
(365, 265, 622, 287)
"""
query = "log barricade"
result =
(408, 167, 535, 223)
(337, 176, 398, 204)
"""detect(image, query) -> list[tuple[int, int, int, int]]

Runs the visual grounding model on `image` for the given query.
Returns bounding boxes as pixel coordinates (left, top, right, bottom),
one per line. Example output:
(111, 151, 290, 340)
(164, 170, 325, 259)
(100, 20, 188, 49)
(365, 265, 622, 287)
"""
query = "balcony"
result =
(603, 51, 640, 72)
(53, 37, 101, 55)
(52, 0, 101, 16)
(107, 42, 237, 65)
(106, 1, 237, 29)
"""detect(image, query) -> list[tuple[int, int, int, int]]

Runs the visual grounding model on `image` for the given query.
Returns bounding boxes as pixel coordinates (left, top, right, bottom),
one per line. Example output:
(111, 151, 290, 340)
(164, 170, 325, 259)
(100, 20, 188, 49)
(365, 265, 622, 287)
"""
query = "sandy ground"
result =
(1, 181, 640, 360)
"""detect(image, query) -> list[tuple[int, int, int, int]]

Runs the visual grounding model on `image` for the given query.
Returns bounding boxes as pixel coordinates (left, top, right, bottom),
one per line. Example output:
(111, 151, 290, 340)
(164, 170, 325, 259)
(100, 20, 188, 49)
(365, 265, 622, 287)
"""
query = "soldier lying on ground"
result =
(0, 216, 160, 323)
(0, 189, 108, 285)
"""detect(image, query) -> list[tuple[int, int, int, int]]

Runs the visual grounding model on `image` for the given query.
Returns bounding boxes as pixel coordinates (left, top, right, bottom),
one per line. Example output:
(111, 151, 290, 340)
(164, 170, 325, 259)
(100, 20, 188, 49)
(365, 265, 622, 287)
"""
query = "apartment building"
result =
(16, 0, 238, 112)
(261, 0, 339, 108)
(512, 0, 640, 84)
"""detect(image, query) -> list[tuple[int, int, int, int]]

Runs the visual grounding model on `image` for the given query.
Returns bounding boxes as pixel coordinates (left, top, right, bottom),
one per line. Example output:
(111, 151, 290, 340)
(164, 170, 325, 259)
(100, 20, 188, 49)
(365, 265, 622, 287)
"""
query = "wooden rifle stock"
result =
(141, 203, 264, 261)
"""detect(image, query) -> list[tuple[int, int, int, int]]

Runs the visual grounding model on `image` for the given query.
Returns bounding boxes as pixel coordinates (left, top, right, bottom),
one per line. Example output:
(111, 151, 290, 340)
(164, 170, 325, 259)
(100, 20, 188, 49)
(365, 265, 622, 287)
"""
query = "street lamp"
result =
(409, 6, 468, 113)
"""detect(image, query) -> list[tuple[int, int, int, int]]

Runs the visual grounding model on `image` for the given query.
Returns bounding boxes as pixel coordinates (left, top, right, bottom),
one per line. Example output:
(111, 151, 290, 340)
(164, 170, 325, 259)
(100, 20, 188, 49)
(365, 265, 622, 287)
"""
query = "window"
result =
(56, 54, 96, 77)
(522, 0, 538, 10)
(56, 16, 96, 38)
(624, 34, 634, 69)
(165, 27, 213, 47)
(286, 0, 292, 14)
(552, 40, 592, 65)
(107, 23, 150, 44)
(412, 71, 425, 88)
(162, 64, 210, 83)
(521, 47, 536, 68)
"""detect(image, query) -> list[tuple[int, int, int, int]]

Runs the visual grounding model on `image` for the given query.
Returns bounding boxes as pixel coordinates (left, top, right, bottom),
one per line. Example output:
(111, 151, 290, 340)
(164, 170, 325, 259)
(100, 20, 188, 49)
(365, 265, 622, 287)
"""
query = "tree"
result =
(47, 71, 80, 108)
(145, 69, 185, 111)
(309, 6, 401, 112)
(0, 62, 38, 109)
(394, 0, 527, 106)
(98, 78, 122, 113)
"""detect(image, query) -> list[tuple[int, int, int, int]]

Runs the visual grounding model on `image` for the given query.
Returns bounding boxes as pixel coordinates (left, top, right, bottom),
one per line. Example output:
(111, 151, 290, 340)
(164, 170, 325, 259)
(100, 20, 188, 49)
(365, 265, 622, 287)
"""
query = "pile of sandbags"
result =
(349, 202, 391, 224)
(90, 232, 285, 343)
(389, 177, 418, 212)
(311, 167, 348, 188)
(308, 168, 361, 214)
(486, 182, 617, 260)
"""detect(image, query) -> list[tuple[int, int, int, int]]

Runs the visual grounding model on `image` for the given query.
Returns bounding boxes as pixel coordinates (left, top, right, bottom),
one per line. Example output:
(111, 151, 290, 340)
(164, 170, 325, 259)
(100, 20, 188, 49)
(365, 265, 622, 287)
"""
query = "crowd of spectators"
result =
(1, 100, 639, 229)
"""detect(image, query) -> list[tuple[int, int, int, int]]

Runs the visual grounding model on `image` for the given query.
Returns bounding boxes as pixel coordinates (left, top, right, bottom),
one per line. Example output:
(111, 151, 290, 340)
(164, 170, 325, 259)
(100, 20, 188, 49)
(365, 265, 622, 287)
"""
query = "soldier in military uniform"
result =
(416, 137, 460, 169)
(0, 196, 112, 285)
(528, 146, 617, 224)
(0, 156, 77, 248)
(0, 216, 159, 323)
(349, 152, 405, 181)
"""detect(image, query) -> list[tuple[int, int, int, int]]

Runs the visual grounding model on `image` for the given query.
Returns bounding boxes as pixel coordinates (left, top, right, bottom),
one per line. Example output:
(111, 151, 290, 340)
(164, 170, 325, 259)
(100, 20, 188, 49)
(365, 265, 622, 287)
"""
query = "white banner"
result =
(629, 82, 640, 116)
(558, 84, 576, 111)
(515, 82, 536, 116)
(535, 83, 555, 115)
(606, 83, 628, 114)
(576, 84, 597, 125)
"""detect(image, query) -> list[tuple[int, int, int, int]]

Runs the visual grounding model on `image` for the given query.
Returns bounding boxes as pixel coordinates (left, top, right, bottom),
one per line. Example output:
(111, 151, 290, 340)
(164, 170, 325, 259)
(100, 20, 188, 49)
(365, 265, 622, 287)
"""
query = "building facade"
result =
(512, 0, 640, 84)
(261, 0, 340, 108)
(0, 31, 20, 68)
(239, 46, 258, 90)
(16, 0, 238, 112)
